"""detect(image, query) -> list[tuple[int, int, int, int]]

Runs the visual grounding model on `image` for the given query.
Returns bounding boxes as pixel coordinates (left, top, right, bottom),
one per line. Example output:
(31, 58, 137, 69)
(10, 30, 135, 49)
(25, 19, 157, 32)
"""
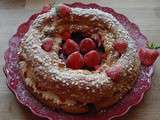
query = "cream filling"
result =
(24, 77, 76, 106)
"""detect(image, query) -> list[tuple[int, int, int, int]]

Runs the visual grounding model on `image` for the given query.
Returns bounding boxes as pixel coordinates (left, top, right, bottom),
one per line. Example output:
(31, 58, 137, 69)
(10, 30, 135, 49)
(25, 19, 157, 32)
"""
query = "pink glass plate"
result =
(3, 2, 154, 120)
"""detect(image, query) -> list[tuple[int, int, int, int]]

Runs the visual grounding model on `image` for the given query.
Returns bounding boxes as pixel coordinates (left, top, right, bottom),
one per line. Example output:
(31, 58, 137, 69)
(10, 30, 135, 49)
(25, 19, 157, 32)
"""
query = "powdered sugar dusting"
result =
(25, 77, 76, 106)
(19, 6, 139, 90)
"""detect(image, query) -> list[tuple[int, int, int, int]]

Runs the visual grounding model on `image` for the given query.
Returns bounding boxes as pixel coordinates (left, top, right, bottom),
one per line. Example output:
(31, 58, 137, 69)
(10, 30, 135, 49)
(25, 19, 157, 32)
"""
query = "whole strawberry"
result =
(139, 48, 159, 66)
(41, 38, 53, 52)
(56, 4, 71, 17)
(61, 30, 70, 40)
(80, 38, 96, 53)
(106, 64, 122, 81)
(63, 39, 79, 55)
(66, 51, 84, 69)
(113, 39, 128, 54)
(84, 50, 101, 67)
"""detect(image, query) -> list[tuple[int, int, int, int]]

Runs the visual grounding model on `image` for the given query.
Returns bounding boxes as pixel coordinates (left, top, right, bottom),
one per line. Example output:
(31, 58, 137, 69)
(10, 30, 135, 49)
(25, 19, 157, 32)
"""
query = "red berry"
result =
(139, 48, 159, 66)
(113, 39, 128, 54)
(56, 5, 71, 17)
(41, 38, 53, 52)
(66, 52, 84, 69)
(63, 39, 79, 55)
(106, 64, 122, 81)
(61, 30, 70, 40)
(84, 50, 101, 67)
(80, 38, 96, 53)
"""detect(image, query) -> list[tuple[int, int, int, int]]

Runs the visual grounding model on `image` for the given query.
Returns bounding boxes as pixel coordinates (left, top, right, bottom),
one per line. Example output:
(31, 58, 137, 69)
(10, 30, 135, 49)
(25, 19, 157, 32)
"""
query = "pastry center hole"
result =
(58, 31, 105, 71)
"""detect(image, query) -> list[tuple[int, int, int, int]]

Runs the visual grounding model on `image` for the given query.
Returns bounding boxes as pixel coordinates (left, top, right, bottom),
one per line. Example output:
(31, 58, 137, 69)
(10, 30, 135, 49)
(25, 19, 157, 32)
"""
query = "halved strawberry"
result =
(41, 38, 53, 52)
(56, 4, 71, 17)
(80, 38, 96, 53)
(84, 50, 101, 67)
(139, 48, 159, 66)
(106, 64, 122, 81)
(63, 39, 79, 55)
(113, 39, 128, 54)
(66, 51, 84, 69)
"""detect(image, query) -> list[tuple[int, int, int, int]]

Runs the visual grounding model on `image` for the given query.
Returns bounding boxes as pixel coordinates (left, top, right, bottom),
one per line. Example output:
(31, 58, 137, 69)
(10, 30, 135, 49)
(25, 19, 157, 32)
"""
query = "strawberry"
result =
(139, 48, 159, 66)
(66, 51, 84, 69)
(61, 30, 70, 40)
(41, 38, 53, 52)
(80, 38, 96, 53)
(84, 50, 101, 67)
(56, 4, 71, 17)
(106, 64, 122, 81)
(113, 39, 128, 54)
(63, 39, 79, 55)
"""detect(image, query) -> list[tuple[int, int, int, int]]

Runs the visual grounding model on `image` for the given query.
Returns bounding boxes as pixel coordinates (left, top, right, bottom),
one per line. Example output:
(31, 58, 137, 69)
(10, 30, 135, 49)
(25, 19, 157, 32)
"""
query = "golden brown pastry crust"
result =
(18, 6, 140, 113)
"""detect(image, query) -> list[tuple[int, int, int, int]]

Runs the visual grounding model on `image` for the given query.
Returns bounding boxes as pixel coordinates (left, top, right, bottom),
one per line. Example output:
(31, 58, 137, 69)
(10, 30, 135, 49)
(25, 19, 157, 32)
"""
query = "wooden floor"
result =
(0, 0, 160, 120)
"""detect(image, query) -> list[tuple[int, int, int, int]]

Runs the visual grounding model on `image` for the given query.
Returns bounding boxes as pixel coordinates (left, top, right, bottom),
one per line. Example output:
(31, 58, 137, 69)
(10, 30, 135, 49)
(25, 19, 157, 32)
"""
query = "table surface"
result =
(0, 0, 160, 120)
